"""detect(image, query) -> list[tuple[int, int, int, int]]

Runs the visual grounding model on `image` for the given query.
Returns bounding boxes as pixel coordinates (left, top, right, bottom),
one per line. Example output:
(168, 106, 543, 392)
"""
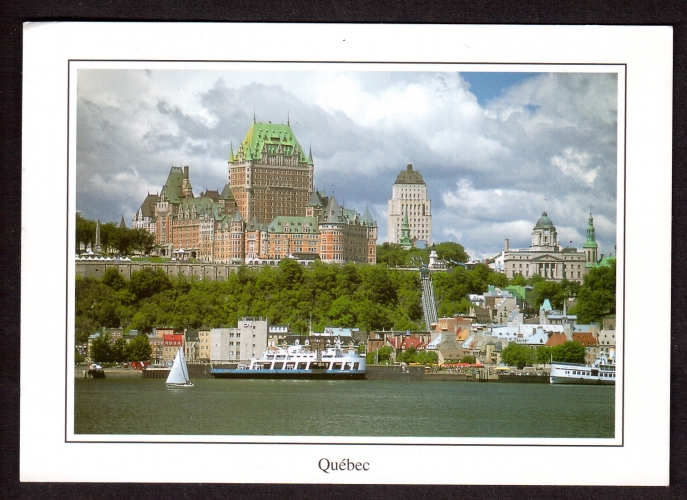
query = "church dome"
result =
(535, 212, 555, 228)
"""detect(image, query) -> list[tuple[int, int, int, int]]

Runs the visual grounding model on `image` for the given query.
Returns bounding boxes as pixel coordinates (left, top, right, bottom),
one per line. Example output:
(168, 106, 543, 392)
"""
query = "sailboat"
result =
(166, 348, 194, 388)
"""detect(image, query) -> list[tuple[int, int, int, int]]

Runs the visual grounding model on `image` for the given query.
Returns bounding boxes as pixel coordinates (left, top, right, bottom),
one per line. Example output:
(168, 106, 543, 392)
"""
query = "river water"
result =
(74, 378, 615, 438)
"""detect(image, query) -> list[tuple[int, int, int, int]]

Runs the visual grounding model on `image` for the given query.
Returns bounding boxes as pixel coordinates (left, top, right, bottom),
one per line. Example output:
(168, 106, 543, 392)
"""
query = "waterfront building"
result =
(198, 328, 211, 363)
(572, 332, 599, 364)
(210, 318, 269, 363)
(502, 211, 600, 283)
(387, 164, 432, 246)
(162, 333, 184, 365)
(147, 334, 164, 365)
(184, 329, 199, 364)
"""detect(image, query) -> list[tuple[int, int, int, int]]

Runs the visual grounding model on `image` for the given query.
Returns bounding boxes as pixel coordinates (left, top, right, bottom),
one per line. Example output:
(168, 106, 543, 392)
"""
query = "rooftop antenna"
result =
(287, 110, 290, 126)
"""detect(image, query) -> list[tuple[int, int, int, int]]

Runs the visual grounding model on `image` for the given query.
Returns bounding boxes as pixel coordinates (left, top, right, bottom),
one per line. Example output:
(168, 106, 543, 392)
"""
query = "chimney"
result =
(504, 238, 509, 252)
(407, 164, 412, 171)
(184, 166, 189, 177)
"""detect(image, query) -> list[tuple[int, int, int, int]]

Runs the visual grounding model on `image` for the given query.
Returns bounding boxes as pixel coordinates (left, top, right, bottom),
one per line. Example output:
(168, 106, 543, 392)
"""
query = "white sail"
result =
(166, 348, 191, 385)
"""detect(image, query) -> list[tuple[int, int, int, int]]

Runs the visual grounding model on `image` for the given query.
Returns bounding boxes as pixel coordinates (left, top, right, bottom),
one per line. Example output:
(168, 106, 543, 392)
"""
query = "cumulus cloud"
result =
(75, 67, 618, 259)
(551, 147, 599, 186)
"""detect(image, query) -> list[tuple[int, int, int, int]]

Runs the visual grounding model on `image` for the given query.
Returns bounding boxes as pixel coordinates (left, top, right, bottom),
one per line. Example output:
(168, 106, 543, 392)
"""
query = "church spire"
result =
(583, 209, 598, 266)
(399, 207, 412, 249)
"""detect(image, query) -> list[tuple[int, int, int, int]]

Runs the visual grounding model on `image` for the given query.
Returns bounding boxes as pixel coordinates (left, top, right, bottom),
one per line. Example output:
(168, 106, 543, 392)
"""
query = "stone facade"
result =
(503, 212, 598, 283)
(228, 121, 313, 224)
(209, 318, 269, 363)
(387, 164, 432, 246)
(132, 121, 377, 265)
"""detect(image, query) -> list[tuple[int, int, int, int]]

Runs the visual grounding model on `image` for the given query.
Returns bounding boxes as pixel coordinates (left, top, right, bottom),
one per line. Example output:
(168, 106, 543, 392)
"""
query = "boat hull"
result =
(166, 382, 194, 388)
(211, 368, 366, 380)
(550, 376, 614, 385)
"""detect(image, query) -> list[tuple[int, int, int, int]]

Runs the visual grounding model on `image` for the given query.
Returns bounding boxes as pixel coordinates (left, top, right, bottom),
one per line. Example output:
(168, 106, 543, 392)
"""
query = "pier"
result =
(142, 367, 170, 379)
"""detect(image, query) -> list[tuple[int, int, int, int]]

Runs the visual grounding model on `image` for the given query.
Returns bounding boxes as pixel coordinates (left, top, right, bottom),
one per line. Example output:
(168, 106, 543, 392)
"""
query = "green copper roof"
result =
(220, 183, 234, 201)
(362, 206, 376, 226)
(138, 193, 160, 218)
(267, 216, 319, 233)
(394, 164, 425, 185)
(583, 211, 598, 248)
(160, 167, 188, 203)
(505, 286, 527, 300)
(307, 190, 328, 208)
(233, 122, 308, 164)
(535, 212, 555, 228)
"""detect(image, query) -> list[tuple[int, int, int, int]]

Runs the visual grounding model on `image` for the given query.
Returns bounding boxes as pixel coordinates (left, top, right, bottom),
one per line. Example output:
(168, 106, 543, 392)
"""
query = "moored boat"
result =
(87, 363, 105, 378)
(211, 337, 366, 380)
(549, 352, 615, 385)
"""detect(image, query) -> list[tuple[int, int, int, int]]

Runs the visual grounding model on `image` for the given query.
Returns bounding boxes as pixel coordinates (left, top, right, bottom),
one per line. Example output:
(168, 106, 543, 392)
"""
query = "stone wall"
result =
(75, 261, 241, 281)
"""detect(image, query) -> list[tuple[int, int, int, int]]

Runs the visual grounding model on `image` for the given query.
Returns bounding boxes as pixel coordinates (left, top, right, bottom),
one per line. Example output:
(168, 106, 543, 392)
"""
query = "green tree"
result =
(532, 280, 567, 309)
(75, 213, 96, 253)
(128, 267, 173, 301)
(500, 343, 535, 369)
(112, 338, 128, 363)
(434, 241, 468, 266)
(102, 267, 127, 291)
(397, 346, 417, 363)
(277, 258, 304, 290)
(99, 222, 121, 252)
(75, 350, 85, 364)
(328, 296, 357, 327)
(560, 278, 581, 298)
(415, 350, 438, 366)
(574, 261, 616, 323)
(131, 228, 155, 255)
(460, 355, 476, 364)
(551, 341, 586, 363)
(376, 242, 408, 267)
(90, 332, 113, 363)
(358, 266, 397, 305)
(510, 273, 527, 286)
(125, 334, 153, 362)
(377, 345, 394, 364)
(535, 345, 553, 364)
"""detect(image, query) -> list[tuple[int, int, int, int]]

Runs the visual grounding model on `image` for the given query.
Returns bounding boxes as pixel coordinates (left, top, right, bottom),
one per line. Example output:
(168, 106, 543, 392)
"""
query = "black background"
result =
(2, 2, 684, 499)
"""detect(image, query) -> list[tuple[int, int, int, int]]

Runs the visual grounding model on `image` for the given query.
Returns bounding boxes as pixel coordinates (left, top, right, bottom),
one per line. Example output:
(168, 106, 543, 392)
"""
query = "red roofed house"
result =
(400, 336, 426, 351)
(572, 332, 599, 364)
(162, 334, 185, 365)
(545, 333, 568, 348)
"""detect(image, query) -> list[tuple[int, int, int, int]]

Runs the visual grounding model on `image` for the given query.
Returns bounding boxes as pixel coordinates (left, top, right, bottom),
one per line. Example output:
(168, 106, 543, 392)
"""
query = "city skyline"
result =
(76, 67, 618, 261)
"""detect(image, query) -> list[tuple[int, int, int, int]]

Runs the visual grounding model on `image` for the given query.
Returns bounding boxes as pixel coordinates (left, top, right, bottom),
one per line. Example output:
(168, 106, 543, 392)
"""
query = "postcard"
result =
(21, 23, 672, 484)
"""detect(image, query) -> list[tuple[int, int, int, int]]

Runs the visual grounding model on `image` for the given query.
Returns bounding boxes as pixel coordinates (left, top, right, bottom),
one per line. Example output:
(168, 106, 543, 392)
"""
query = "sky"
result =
(76, 67, 618, 261)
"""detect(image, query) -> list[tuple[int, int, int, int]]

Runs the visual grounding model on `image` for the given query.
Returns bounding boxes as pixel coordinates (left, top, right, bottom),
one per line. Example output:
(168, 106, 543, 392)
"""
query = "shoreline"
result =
(74, 365, 551, 382)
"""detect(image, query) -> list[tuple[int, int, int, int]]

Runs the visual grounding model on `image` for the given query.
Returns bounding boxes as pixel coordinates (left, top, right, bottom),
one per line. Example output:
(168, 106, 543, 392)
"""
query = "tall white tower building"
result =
(387, 164, 432, 246)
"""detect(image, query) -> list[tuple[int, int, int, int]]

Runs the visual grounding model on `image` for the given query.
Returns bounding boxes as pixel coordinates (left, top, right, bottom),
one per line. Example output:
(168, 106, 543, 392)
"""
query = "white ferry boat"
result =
(210, 338, 366, 380)
(549, 353, 616, 385)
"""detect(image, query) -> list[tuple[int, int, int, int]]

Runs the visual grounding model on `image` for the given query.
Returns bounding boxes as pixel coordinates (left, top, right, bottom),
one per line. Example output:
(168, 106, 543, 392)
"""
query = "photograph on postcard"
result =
(68, 62, 623, 443)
